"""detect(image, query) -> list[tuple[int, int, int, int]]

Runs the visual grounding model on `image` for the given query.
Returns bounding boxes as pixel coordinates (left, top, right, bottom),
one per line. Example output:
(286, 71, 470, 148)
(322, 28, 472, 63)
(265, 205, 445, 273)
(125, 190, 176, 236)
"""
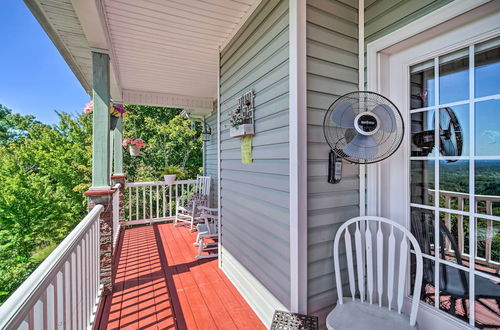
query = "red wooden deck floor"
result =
(95, 223, 265, 329)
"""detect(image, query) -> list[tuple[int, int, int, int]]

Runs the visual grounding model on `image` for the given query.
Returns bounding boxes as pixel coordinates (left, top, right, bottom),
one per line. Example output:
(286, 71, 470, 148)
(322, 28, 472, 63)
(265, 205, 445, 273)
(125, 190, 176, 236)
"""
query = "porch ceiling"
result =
(25, 0, 261, 115)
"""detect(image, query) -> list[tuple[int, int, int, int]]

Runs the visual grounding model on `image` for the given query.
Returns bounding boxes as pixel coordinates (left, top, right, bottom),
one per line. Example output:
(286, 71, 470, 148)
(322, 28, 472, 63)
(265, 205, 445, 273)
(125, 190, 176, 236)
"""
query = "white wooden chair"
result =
(194, 207, 218, 259)
(174, 176, 211, 231)
(327, 216, 423, 330)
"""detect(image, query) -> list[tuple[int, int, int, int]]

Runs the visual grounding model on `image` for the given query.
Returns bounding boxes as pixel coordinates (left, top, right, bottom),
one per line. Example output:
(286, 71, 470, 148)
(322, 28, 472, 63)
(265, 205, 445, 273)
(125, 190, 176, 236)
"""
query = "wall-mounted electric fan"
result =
(412, 107, 463, 161)
(323, 91, 404, 184)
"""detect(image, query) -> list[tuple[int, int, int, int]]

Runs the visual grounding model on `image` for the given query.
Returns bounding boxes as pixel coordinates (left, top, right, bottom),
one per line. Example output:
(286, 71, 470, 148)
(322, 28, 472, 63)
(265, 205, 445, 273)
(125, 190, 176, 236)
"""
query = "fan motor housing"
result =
(354, 112, 380, 136)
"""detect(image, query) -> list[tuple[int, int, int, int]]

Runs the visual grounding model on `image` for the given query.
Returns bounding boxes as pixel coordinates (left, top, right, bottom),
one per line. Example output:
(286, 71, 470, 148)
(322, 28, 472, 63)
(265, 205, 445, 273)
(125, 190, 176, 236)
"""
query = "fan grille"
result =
(323, 91, 404, 164)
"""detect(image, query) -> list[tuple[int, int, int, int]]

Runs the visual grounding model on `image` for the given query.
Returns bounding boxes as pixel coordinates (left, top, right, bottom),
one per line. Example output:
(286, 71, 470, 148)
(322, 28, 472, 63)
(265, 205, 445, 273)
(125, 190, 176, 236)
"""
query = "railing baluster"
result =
(163, 184, 166, 218)
(170, 185, 173, 216)
(149, 185, 153, 220)
(128, 186, 131, 222)
(142, 186, 146, 221)
(33, 297, 43, 329)
(486, 200, 493, 263)
(135, 186, 139, 221)
(444, 196, 451, 252)
(457, 197, 465, 254)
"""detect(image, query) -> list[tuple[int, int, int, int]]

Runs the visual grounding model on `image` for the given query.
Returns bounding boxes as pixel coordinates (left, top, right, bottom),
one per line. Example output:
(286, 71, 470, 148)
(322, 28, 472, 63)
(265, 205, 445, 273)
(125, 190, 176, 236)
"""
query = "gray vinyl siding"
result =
(306, 0, 360, 326)
(219, 0, 291, 308)
(204, 111, 218, 207)
(364, 0, 453, 43)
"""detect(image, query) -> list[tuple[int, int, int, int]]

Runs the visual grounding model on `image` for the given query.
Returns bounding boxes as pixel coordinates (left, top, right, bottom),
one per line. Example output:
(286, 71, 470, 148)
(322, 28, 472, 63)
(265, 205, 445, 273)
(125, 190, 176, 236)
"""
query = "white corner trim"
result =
(289, 0, 308, 314)
(220, 0, 263, 51)
(220, 247, 288, 327)
(122, 89, 213, 113)
(217, 48, 222, 269)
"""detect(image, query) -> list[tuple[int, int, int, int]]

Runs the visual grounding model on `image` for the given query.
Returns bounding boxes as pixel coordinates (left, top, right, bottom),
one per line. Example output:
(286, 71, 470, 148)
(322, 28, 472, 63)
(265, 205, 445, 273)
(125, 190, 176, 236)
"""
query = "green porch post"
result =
(91, 51, 111, 189)
(113, 117, 124, 175)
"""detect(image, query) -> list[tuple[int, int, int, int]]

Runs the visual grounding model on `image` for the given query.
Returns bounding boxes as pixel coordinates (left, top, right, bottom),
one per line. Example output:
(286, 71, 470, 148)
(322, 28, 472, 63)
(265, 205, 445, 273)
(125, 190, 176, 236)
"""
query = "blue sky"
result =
(0, 1, 89, 124)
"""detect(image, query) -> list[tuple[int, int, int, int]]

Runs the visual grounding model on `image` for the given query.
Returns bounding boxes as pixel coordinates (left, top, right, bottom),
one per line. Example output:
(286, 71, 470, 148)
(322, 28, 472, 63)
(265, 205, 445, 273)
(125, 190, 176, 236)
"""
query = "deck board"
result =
(95, 223, 265, 329)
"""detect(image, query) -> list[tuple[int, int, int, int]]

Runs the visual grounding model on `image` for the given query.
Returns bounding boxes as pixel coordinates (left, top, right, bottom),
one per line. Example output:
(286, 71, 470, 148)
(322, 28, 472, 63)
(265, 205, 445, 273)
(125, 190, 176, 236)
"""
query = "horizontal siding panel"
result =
(221, 0, 286, 67)
(221, 159, 288, 175)
(307, 0, 358, 23)
(222, 143, 288, 160)
(307, 74, 357, 97)
(222, 169, 289, 192)
(308, 190, 359, 211)
(306, 23, 357, 53)
(307, 57, 358, 84)
(222, 179, 289, 208)
(307, 40, 358, 68)
(306, 5, 357, 38)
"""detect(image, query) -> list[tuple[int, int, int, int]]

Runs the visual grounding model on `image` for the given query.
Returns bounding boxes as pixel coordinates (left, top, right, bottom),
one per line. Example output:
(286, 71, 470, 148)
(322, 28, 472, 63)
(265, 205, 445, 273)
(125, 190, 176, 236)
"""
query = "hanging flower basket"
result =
(110, 116, 119, 130)
(163, 175, 176, 185)
(109, 104, 125, 130)
(129, 145, 140, 156)
(123, 138, 145, 157)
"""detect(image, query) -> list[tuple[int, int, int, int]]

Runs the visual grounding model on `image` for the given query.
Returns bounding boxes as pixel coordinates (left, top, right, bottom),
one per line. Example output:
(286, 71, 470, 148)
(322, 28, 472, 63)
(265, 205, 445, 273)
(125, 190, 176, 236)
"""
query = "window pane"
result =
(475, 37, 500, 98)
(438, 265, 470, 323)
(440, 159, 469, 196)
(476, 218, 500, 271)
(439, 48, 469, 104)
(475, 160, 500, 217)
(439, 105, 469, 157)
(411, 160, 435, 206)
(411, 207, 435, 257)
(411, 110, 435, 156)
(411, 60, 435, 109)
(439, 212, 470, 265)
(411, 253, 435, 306)
(474, 274, 500, 329)
(475, 99, 500, 156)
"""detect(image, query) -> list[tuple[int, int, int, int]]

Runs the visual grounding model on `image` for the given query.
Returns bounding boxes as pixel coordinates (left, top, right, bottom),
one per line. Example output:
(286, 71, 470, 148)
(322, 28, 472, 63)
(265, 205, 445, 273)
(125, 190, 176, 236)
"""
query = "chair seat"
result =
(326, 299, 417, 330)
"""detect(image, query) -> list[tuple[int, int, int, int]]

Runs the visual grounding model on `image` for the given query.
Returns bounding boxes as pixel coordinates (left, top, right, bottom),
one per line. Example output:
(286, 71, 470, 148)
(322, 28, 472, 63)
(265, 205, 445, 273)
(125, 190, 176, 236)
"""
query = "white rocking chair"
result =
(174, 176, 211, 231)
(194, 207, 218, 259)
(327, 216, 423, 330)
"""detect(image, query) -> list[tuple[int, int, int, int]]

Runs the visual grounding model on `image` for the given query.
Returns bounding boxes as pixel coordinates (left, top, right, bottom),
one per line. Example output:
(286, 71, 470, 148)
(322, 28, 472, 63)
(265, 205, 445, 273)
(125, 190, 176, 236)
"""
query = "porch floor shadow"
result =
(95, 223, 265, 329)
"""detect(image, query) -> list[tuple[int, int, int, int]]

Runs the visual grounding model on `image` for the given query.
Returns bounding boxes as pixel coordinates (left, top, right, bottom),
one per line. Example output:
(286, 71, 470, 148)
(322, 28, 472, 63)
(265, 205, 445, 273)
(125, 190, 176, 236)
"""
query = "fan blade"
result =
(372, 104, 396, 132)
(343, 134, 379, 160)
(330, 102, 355, 128)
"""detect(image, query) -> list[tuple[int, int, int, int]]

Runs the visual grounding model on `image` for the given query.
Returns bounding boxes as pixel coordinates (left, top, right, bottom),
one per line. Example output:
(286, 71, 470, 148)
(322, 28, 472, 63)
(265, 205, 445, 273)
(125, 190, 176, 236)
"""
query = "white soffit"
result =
(102, 0, 260, 113)
(26, 0, 261, 113)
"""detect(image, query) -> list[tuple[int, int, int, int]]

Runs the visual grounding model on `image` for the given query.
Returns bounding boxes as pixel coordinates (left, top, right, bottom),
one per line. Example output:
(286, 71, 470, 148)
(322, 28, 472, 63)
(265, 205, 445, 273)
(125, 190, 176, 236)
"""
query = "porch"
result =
(96, 222, 264, 329)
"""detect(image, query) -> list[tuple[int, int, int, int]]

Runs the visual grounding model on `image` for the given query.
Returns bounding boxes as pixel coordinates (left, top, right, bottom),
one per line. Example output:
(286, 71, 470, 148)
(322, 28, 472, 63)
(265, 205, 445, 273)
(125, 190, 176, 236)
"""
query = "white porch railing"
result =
(112, 183, 121, 248)
(124, 180, 196, 223)
(429, 189, 500, 272)
(0, 205, 103, 330)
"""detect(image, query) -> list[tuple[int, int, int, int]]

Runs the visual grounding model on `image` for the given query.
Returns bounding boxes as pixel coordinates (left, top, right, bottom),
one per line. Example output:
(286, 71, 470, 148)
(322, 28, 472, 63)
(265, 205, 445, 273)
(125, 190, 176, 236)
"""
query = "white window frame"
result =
(366, 1, 499, 328)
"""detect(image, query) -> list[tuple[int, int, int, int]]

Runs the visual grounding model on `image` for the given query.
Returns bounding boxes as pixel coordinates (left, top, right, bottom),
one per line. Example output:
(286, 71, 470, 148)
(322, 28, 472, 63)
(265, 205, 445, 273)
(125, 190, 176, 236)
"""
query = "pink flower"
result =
(122, 138, 131, 148)
(83, 101, 93, 114)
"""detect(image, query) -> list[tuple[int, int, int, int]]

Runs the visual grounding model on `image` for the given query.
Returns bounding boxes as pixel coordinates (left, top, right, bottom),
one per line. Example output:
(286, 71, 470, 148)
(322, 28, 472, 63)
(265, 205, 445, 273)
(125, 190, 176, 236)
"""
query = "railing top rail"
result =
(0, 205, 104, 328)
(125, 179, 196, 187)
(428, 189, 500, 202)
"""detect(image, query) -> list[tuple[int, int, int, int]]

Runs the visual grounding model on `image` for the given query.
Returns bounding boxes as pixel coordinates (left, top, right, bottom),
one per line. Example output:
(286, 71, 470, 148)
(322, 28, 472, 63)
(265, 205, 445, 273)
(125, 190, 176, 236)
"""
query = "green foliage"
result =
(0, 104, 203, 305)
(160, 165, 189, 180)
(122, 105, 203, 181)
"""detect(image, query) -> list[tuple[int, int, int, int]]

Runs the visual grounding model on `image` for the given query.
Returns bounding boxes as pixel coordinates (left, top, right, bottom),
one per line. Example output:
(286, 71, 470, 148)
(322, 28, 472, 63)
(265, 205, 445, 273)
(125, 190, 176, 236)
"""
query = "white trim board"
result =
(288, 0, 308, 314)
(220, 247, 288, 327)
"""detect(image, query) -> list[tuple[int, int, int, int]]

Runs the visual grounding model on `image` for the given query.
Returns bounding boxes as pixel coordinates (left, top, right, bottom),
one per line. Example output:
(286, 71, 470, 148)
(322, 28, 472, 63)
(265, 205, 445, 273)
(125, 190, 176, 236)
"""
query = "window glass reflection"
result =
(475, 160, 500, 217)
(439, 48, 469, 104)
(411, 60, 435, 109)
(439, 105, 469, 157)
(440, 160, 469, 194)
(475, 37, 500, 98)
(475, 99, 500, 156)
(411, 110, 435, 156)
(439, 212, 470, 264)
(411, 160, 435, 206)
(473, 274, 500, 329)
